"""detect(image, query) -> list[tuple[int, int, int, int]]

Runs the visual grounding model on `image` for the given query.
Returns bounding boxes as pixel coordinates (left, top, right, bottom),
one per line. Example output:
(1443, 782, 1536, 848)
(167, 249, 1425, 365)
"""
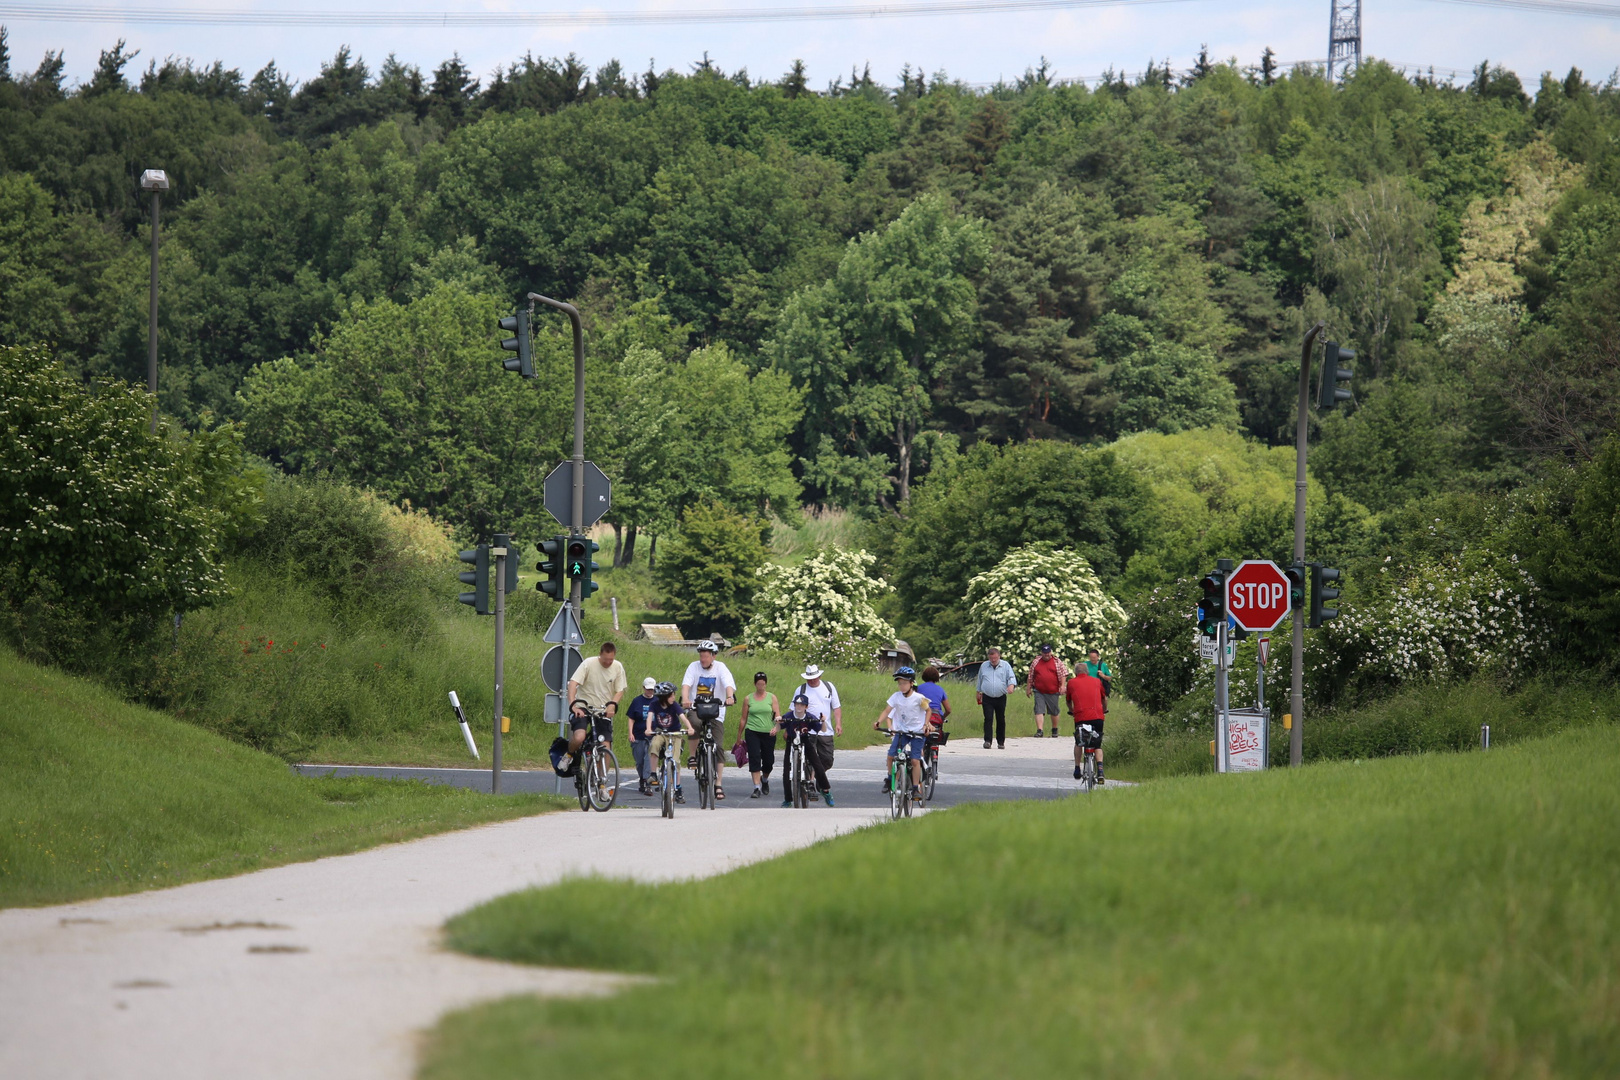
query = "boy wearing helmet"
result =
(774, 693, 833, 806)
(875, 666, 929, 800)
(680, 641, 737, 799)
(646, 681, 695, 804)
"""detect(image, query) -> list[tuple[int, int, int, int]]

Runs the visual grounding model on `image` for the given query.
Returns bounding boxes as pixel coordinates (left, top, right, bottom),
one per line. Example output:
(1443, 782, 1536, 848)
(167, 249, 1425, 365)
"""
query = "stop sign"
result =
(1225, 559, 1292, 632)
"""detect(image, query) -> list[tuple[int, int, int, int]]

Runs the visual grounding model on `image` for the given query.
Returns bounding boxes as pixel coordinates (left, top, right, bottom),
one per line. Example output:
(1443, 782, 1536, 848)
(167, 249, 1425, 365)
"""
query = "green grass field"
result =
(423, 726, 1620, 1079)
(0, 648, 566, 908)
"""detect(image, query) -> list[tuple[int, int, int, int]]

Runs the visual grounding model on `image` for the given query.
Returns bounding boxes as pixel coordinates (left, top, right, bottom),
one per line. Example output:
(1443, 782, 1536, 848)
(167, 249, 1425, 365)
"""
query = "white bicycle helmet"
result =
(696, 640, 718, 653)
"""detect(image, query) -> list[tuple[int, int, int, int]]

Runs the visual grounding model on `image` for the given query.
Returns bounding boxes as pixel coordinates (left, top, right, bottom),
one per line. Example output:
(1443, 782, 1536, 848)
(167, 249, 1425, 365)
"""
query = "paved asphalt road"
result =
(294, 732, 1128, 808)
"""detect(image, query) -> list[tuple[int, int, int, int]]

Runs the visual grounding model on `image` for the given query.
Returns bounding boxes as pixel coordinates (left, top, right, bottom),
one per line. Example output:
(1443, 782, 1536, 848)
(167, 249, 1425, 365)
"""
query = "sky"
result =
(3, 0, 1614, 94)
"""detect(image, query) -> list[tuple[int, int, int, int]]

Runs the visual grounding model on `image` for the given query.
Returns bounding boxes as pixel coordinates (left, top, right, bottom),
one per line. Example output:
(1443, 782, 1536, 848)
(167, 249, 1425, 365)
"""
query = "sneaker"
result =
(781, 797, 793, 807)
(761, 778, 770, 796)
(1034, 729, 1045, 738)
(910, 785, 923, 801)
(750, 786, 762, 799)
(675, 788, 685, 804)
(997, 743, 1006, 749)
(822, 791, 836, 807)
(1096, 769, 1106, 786)
(983, 740, 992, 749)
(808, 790, 820, 802)
(882, 777, 892, 794)
(1074, 766, 1083, 780)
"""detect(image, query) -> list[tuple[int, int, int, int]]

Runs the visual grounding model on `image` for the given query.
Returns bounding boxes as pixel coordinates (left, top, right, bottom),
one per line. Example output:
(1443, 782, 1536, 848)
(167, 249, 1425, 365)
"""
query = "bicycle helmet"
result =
(893, 665, 917, 681)
(655, 681, 676, 698)
(696, 640, 718, 653)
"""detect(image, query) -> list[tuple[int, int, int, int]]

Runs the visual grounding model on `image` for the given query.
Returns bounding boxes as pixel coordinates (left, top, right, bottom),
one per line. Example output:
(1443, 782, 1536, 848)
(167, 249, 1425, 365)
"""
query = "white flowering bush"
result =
(1309, 552, 1549, 703)
(743, 548, 896, 671)
(963, 544, 1127, 668)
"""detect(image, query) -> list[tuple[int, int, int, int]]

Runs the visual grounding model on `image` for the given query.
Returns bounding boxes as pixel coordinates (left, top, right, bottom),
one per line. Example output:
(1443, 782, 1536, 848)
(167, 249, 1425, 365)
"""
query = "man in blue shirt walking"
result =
(975, 646, 1018, 749)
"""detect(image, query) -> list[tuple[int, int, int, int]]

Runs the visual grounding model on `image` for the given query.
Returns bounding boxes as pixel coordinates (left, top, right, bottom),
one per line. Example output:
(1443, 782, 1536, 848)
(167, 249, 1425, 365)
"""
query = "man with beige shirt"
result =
(559, 642, 628, 772)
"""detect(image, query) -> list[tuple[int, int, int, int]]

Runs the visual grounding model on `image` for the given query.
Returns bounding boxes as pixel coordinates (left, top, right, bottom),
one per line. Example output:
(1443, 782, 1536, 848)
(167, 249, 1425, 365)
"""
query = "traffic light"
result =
(536, 535, 568, 600)
(1197, 567, 1227, 638)
(1286, 563, 1307, 611)
(1309, 563, 1342, 628)
(565, 536, 600, 598)
(458, 544, 490, 615)
(1319, 341, 1354, 410)
(498, 311, 533, 378)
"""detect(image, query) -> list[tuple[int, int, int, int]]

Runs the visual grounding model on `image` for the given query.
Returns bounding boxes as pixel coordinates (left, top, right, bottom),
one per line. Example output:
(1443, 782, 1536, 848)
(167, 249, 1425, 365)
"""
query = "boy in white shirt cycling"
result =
(874, 666, 929, 801)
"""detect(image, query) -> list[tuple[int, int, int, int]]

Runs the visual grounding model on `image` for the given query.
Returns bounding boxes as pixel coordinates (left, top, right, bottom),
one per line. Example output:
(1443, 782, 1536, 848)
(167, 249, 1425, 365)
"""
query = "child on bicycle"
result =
(774, 693, 829, 807)
(646, 681, 695, 804)
(875, 666, 929, 800)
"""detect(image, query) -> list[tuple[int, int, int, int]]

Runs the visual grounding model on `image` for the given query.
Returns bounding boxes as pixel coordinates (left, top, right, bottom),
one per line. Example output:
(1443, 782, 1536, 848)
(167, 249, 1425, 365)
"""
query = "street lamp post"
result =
(140, 169, 169, 433)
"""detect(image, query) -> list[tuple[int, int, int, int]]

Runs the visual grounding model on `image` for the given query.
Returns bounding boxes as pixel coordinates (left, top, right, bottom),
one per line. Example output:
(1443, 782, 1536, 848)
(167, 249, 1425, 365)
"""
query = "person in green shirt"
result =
(741, 671, 781, 799)
(1085, 648, 1113, 703)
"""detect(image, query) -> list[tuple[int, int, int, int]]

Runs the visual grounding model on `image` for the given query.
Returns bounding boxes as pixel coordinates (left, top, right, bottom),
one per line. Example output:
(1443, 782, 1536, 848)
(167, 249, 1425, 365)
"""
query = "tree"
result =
(1314, 177, 1442, 375)
(771, 195, 987, 511)
(653, 501, 770, 639)
(962, 545, 1127, 669)
(744, 548, 895, 670)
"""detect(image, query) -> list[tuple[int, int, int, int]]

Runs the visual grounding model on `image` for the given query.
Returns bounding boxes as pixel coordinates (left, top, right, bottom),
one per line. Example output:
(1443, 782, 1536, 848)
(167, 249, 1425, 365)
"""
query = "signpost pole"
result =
(529, 292, 588, 651)
(492, 545, 506, 794)
(1292, 323, 1324, 767)
(1215, 617, 1229, 770)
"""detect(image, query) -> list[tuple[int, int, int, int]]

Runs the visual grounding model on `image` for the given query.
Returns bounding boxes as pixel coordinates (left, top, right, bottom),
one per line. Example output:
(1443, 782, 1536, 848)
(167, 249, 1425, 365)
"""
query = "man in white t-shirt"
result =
(680, 641, 737, 798)
(795, 664, 843, 805)
(874, 666, 929, 800)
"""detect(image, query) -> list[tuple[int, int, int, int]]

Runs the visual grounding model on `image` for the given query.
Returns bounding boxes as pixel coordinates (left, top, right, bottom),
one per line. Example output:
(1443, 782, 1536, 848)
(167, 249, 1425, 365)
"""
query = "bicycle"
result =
(877, 728, 922, 820)
(652, 728, 685, 819)
(691, 718, 720, 811)
(921, 724, 947, 802)
(1076, 721, 1101, 793)
(781, 722, 815, 809)
(570, 701, 620, 812)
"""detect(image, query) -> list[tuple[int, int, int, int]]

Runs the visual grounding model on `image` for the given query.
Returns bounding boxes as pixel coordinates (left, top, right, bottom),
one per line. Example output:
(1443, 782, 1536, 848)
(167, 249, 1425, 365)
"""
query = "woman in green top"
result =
(742, 671, 780, 799)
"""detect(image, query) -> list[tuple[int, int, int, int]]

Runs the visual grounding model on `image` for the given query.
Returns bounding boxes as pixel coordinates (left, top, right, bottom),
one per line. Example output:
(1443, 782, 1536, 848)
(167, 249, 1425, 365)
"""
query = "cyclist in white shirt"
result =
(680, 640, 737, 800)
(874, 666, 929, 800)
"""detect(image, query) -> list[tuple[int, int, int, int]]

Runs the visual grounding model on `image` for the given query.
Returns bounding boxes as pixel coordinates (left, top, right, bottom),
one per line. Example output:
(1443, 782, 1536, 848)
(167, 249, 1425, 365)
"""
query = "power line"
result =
(1424, 0, 1620, 15)
(0, 0, 1201, 28)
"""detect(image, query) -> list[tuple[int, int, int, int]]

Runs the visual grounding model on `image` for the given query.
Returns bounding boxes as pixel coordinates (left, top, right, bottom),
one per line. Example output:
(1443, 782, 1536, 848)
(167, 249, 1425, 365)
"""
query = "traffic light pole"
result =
(1291, 322, 1324, 767)
(492, 544, 506, 794)
(528, 292, 588, 644)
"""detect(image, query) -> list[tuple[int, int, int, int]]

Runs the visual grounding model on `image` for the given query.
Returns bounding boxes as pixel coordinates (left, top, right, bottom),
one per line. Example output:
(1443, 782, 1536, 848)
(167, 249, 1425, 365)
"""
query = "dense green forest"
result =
(3, 30, 1618, 729)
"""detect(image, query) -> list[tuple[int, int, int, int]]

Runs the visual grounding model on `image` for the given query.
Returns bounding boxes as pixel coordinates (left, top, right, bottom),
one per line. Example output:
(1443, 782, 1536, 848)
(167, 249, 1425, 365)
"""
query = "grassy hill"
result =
(424, 725, 1620, 1079)
(0, 648, 563, 908)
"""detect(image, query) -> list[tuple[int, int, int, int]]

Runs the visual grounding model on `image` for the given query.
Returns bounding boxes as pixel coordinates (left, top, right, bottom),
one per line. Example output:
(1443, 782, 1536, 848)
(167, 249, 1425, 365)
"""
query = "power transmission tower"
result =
(1326, 0, 1361, 81)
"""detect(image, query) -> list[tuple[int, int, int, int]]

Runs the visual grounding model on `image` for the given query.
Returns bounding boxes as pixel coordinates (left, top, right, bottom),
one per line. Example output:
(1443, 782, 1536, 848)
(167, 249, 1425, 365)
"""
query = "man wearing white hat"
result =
(793, 664, 842, 806)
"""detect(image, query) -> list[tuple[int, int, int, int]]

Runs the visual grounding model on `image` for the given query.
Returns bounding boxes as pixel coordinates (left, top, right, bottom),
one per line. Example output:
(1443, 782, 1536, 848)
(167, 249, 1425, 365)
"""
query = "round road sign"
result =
(1225, 559, 1292, 632)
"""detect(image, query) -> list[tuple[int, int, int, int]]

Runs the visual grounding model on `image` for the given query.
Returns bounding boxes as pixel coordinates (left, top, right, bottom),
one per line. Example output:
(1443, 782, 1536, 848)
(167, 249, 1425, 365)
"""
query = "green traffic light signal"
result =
(565, 537, 601, 598)
(1197, 569, 1226, 638)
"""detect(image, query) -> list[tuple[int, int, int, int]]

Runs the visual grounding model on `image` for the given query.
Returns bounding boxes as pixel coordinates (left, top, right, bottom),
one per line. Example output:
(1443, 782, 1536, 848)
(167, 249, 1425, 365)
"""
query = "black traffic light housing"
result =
(1319, 341, 1354, 410)
(1286, 563, 1307, 612)
(537, 535, 568, 600)
(491, 532, 520, 595)
(498, 311, 534, 378)
(566, 536, 601, 598)
(1309, 563, 1342, 628)
(458, 544, 490, 615)
(1197, 566, 1228, 638)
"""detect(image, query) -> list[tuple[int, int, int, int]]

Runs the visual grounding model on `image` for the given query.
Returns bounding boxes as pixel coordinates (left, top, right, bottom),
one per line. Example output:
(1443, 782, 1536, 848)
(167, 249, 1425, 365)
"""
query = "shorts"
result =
(1074, 720, 1104, 749)
(889, 732, 925, 758)
(570, 711, 612, 738)
(1033, 691, 1062, 715)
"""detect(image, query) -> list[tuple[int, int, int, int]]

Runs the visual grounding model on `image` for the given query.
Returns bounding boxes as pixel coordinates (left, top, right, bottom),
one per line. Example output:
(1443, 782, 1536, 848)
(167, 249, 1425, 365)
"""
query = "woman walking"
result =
(741, 671, 781, 799)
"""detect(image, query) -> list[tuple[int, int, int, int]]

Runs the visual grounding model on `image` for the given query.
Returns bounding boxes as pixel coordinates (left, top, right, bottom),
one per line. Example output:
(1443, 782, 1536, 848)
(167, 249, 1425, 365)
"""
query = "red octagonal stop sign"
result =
(1225, 559, 1292, 632)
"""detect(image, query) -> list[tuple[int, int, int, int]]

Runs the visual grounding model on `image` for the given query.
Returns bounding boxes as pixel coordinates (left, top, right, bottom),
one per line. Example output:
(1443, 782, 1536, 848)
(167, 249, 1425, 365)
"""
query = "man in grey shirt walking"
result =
(975, 646, 1018, 749)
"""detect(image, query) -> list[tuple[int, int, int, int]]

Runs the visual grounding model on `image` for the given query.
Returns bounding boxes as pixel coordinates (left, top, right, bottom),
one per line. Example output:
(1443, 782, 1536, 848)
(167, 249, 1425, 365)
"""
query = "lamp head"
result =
(140, 169, 170, 191)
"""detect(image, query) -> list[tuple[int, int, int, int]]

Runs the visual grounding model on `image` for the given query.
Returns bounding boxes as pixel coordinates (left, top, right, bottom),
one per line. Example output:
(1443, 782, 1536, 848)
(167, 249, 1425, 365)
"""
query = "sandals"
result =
(715, 785, 726, 801)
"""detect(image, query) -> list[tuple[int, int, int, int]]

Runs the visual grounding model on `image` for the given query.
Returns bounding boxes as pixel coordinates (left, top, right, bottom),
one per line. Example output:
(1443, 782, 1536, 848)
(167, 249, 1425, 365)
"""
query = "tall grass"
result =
(425, 725, 1620, 1079)
(0, 648, 561, 907)
(769, 506, 862, 561)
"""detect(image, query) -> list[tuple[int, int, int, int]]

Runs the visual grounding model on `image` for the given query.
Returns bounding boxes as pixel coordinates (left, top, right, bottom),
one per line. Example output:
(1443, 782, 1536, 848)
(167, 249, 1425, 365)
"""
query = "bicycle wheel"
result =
(923, 748, 938, 802)
(574, 760, 590, 811)
(587, 745, 619, 811)
(661, 755, 674, 818)
(902, 757, 914, 818)
(889, 760, 904, 820)
(703, 745, 718, 810)
(1083, 753, 1096, 793)
(695, 748, 710, 810)
(795, 746, 809, 809)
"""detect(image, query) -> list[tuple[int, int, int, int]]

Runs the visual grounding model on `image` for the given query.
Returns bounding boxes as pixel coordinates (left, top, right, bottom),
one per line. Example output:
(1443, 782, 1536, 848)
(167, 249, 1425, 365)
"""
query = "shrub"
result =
(744, 548, 896, 671)
(962, 544, 1127, 669)
(653, 501, 770, 639)
(1117, 580, 1200, 715)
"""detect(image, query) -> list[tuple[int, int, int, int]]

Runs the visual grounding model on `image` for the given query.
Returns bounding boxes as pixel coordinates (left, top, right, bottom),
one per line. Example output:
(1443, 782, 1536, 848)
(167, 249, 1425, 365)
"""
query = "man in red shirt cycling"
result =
(1065, 661, 1107, 785)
